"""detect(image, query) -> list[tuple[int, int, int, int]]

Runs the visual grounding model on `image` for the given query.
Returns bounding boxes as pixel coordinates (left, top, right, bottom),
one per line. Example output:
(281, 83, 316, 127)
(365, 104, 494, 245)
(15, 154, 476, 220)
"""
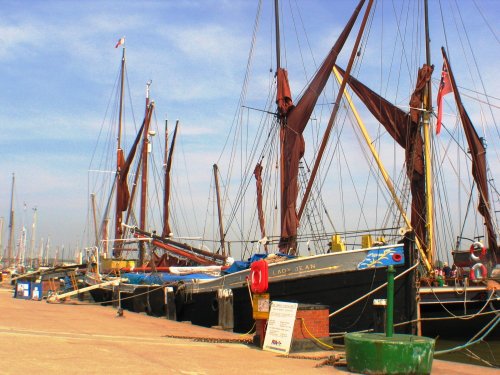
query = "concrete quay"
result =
(0, 282, 495, 374)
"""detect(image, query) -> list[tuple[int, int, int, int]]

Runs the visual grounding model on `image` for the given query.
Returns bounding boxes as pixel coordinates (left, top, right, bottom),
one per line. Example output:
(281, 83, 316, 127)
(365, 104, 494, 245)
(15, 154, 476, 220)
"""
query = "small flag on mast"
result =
(115, 37, 125, 48)
(436, 60, 453, 134)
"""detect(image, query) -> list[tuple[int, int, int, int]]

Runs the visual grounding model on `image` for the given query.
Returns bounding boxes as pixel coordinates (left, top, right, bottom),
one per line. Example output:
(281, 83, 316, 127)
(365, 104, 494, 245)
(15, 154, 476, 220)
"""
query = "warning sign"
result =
(262, 301, 298, 354)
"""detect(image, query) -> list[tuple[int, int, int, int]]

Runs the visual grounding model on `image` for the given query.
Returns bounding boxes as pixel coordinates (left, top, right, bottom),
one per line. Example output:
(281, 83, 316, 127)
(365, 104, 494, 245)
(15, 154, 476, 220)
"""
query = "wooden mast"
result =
(333, 67, 433, 273)
(162, 119, 169, 237)
(213, 164, 226, 257)
(275, 0, 295, 253)
(139, 81, 154, 265)
(162, 120, 179, 238)
(114, 46, 126, 255)
(90, 193, 99, 247)
(7, 173, 15, 268)
(422, 0, 435, 268)
(139, 84, 151, 231)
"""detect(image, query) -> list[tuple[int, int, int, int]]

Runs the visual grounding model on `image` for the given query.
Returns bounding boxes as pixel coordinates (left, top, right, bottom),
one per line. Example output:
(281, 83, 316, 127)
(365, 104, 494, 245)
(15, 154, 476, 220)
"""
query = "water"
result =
(434, 339, 499, 368)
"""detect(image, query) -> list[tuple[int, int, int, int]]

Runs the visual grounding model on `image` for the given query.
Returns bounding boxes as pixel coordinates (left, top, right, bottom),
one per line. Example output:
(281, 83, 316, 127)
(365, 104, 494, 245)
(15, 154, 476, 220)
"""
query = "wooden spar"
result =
(162, 120, 179, 238)
(332, 67, 433, 273)
(7, 173, 15, 268)
(90, 193, 99, 247)
(162, 119, 169, 236)
(133, 227, 227, 263)
(114, 47, 126, 250)
(140, 81, 152, 225)
(422, 0, 435, 268)
(297, 0, 374, 221)
(124, 151, 142, 225)
(275, 0, 296, 253)
(213, 164, 226, 257)
(134, 231, 216, 265)
(47, 278, 122, 303)
(139, 85, 154, 265)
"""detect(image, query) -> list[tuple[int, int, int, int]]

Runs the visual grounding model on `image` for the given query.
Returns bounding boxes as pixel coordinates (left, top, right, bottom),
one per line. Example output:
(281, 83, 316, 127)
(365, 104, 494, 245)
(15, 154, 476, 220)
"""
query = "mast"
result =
(277, 0, 367, 254)
(333, 67, 433, 272)
(162, 120, 179, 238)
(7, 173, 15, 268)
(139, 82, 152, 230)
(139, 82, 154, 265)
(91, 193, 99, 247)
(114, 46, 126, 255)
(45, 236, 50, 266)
(29, 207, 37, 268)
(275, 0, 289, 252)
(213, 164, 226, 257)
(37, 237, 43, 268)
(274, 0, 281, 70)
(422, 0, 434, 267)
(162, 119, 169, 237)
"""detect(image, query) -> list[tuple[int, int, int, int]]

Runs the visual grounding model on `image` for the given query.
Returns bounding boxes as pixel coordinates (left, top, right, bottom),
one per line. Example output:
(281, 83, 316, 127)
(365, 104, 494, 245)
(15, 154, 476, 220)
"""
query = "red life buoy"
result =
(469, 263, 488, 281)
(250, 259, 269, 293)
(469, 241, 487, 263)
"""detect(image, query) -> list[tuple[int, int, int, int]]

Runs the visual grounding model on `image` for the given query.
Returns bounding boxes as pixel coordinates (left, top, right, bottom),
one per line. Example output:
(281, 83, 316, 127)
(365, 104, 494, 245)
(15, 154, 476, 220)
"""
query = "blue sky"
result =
(1, 0, 499, 260)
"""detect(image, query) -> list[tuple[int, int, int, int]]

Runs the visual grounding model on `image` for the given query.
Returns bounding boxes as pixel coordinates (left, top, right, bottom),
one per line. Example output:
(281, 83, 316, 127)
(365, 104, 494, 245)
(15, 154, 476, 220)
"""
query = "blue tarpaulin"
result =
(122, 272, 216, 285)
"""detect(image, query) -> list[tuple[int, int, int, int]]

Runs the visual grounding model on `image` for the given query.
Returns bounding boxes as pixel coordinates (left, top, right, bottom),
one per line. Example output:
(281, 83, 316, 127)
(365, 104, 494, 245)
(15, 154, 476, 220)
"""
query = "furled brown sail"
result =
(441, 47, 498, 263)
(335, 64, 432, 255)
(278, 0, 366, 253)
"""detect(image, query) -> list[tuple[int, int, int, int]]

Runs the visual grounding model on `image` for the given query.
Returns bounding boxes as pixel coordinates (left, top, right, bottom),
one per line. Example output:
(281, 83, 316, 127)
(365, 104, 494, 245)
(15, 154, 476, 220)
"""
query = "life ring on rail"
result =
(250, 259, 269, 293)
(469, 263, 488, 281)
(469, 241, 487, 263)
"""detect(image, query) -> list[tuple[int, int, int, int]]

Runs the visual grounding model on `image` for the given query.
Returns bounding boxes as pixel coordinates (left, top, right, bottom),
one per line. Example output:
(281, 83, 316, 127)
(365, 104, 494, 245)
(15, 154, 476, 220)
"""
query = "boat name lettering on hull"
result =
(274, 267, 291, 275)
(295, 264, 316, 272)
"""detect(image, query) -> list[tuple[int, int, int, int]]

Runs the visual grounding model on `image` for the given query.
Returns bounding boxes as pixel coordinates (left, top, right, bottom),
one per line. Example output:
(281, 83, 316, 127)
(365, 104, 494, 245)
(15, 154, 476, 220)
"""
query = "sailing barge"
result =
(84, 0, 499, 341)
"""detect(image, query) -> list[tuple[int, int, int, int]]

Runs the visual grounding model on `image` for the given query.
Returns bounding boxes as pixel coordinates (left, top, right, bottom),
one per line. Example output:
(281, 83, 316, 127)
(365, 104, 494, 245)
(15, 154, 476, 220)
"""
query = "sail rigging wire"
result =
(216, 0, 263, 166)
(450, 0, 499, 135)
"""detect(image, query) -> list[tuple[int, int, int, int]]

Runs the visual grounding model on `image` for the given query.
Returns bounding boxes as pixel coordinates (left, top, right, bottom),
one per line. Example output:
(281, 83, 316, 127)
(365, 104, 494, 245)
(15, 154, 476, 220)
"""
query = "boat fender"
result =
(392, 253, 402, 262)
(250, 259, 269, 293)
(469, 241, 487, 263)
(469, 263, 487, 281)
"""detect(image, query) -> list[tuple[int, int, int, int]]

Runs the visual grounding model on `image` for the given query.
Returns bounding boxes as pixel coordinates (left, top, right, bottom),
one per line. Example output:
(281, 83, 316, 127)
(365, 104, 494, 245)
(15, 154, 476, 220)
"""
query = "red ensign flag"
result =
(115, 37, 125, 48)
(436, 60, 453, 134)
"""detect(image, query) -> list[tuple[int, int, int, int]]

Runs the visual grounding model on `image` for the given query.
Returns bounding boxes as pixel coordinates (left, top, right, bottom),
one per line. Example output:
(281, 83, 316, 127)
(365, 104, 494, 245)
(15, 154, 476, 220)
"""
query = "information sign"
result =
(262, 301, 298, 354)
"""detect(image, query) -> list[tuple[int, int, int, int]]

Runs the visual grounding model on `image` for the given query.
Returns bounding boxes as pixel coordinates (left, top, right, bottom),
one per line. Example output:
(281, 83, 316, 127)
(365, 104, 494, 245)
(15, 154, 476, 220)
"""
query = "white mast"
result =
(28, 207, 37, 268)
(38, 237, 44, 268)
(45, 236, 50, 266)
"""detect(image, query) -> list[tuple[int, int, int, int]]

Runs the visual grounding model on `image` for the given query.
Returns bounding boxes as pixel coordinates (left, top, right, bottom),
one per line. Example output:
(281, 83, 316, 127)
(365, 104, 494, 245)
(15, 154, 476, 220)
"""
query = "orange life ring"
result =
(469, 263, 487, 281)
(469, 241, 487, 263)
(250, 259, 269, 293)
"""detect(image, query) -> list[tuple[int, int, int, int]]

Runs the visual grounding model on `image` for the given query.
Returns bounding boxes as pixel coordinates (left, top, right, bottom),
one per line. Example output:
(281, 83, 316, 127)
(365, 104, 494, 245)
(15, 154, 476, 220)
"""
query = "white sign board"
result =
(263, 301, 298, 355)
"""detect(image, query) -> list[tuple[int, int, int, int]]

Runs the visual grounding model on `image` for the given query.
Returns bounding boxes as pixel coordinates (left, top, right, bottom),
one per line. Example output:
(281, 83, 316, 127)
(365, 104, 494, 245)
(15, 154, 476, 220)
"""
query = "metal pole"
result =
(386, 265, 395, 337)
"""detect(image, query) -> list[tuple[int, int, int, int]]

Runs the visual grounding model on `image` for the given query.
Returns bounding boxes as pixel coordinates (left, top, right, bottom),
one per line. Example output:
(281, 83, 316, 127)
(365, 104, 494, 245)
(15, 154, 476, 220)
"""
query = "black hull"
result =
(176, 264, 417, 335)
(419, 285, 500, 339)
(87, 240, 418, 337)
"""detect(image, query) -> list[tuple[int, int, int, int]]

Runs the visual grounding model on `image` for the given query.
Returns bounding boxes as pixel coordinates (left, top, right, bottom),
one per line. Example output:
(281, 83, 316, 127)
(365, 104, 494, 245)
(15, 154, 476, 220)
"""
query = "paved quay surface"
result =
(0, 282, 495, 374)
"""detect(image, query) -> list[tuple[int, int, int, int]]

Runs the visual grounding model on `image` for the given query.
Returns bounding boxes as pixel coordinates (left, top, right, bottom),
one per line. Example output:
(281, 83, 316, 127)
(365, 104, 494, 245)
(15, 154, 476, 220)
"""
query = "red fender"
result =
(250, 259, 269, 293)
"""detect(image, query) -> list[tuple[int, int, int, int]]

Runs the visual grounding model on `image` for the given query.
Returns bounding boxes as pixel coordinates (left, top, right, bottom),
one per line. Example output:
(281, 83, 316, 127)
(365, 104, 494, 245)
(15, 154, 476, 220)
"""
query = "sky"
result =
(0, 0, 499, 261)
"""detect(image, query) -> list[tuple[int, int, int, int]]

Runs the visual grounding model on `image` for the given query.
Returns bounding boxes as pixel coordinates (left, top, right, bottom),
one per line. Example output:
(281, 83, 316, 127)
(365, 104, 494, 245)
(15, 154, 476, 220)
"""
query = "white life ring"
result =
(469, 262, 487, 281)
(469, 241, 487, 263)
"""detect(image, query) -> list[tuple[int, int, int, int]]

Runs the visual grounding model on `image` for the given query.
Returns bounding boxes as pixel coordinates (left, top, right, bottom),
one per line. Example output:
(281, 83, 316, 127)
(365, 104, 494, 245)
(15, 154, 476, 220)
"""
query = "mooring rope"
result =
(329, 261, 419, 318)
